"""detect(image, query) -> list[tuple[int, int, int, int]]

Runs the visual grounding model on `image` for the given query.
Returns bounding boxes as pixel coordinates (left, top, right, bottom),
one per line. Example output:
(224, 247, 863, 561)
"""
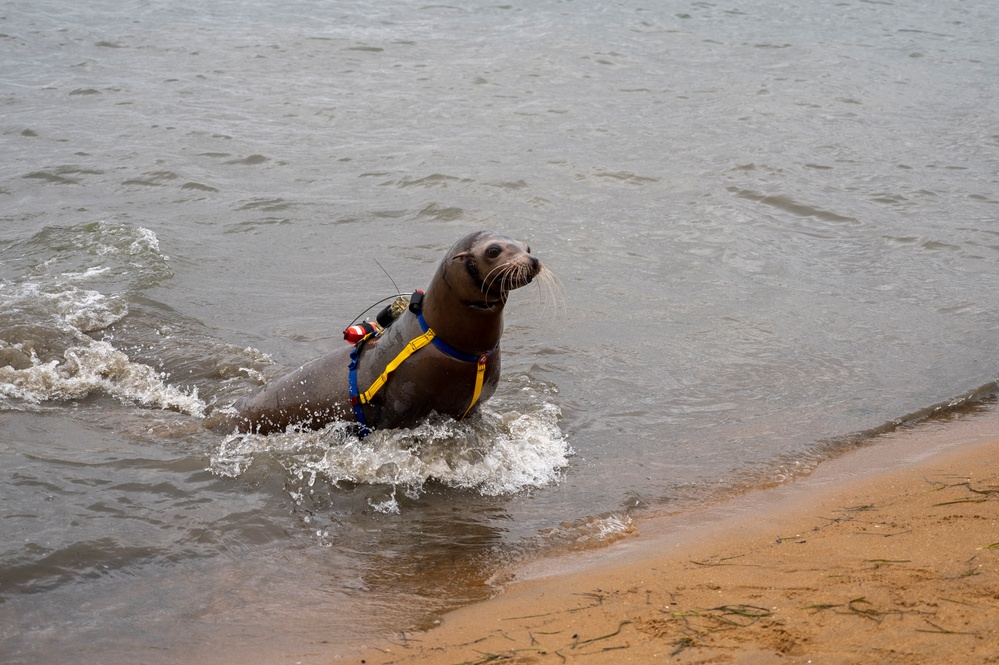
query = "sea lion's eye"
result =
(485, 244, 503, 259)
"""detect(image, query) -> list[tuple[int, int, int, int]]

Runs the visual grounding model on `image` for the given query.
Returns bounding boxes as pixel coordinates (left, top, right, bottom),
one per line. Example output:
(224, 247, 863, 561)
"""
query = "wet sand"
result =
(353, 407, 999, 664)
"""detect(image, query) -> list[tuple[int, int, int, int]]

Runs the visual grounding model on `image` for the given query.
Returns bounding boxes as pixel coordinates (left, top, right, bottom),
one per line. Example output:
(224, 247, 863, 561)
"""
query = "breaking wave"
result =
(0, 221, 204, 415)
(0, 338, 205, 416)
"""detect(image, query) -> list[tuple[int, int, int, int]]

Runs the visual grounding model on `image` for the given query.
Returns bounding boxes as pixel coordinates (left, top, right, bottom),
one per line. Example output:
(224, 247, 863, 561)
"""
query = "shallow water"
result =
(2, 0, 998, 662)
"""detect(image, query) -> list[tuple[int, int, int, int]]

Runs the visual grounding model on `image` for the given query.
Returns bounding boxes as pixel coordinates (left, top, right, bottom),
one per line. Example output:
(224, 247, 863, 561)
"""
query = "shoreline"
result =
(352, 405, 999, 664)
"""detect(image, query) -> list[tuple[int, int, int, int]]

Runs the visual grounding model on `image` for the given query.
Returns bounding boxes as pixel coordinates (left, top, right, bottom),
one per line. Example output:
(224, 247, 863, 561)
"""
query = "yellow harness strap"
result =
(356, 329, 489, 421)
(460, 354, 490, 420)
(357, 329, 436, 405)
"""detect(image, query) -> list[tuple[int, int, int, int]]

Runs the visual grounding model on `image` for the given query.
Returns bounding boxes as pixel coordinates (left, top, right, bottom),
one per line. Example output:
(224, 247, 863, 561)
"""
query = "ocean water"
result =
(2, 0, 998, 662)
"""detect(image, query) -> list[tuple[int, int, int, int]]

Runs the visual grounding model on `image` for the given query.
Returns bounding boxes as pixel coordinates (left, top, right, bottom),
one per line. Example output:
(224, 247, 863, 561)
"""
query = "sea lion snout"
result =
(505, 250, 541, 288)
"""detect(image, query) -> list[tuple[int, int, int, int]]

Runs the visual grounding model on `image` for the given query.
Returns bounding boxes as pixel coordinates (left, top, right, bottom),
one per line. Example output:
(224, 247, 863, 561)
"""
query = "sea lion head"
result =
(442, 231, 542, 310)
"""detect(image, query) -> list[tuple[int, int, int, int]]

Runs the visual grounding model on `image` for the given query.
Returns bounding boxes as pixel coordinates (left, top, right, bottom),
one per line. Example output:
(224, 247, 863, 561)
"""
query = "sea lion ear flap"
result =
(450, 251, 471, 262)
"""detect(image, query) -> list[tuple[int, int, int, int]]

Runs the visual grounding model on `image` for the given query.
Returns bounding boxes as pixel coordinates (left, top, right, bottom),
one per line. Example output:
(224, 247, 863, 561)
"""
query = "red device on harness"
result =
(343, 295, 415, 345)
(343, 321, 379, 344)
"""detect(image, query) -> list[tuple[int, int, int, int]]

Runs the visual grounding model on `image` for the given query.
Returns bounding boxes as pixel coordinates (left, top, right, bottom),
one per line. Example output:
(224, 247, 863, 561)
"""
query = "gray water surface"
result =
(2, 1, 998, 662)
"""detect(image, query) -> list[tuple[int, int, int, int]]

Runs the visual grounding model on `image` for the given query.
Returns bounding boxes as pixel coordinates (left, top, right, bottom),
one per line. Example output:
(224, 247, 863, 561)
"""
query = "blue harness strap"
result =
(347, 340, 371, 437)
(416, 311, 483, 363)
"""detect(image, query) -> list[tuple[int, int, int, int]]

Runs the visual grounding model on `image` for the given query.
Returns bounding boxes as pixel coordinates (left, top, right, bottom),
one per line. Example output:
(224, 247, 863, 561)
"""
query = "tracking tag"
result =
(408, 289, 425, 314)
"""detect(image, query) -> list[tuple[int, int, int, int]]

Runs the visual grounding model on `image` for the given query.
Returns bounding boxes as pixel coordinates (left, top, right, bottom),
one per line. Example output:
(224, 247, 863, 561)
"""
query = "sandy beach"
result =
(354, 407, 999, 664)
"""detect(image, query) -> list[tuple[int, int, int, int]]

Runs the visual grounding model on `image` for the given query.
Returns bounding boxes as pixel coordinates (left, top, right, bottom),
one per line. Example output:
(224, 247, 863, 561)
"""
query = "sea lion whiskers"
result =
(481, 258, 536, 294)
(481, 261, 510, 295)
(480, 259, 561, 317)
(531, 265, 565, 316)
(480, 263, 512, 299)
(507, 264, 563, 317)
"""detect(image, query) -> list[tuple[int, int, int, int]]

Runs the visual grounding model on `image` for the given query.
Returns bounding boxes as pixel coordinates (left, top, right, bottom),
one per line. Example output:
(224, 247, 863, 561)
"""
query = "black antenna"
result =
(372, 258, 400, 293)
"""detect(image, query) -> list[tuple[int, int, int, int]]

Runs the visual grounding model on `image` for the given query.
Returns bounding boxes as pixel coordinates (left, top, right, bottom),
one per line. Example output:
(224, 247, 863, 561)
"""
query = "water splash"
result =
(1, 280, 130, 335)
(210, 399, 572, 509)
(0, 338, 205, 416)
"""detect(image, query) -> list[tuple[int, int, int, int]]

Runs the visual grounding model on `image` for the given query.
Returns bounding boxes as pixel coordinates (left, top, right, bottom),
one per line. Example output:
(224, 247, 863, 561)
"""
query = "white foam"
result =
(210, 401, 573, 507)
(0, 339, 205, 416)
(1, 281, 129, 333)
(49, 286, 130, 333)
(367, 488, 402, 515)
(88, 221, 167, 261)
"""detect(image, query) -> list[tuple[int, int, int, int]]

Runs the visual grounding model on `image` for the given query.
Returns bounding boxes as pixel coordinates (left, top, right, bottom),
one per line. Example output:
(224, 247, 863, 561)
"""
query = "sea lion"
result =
(233, 231, 544, 435)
